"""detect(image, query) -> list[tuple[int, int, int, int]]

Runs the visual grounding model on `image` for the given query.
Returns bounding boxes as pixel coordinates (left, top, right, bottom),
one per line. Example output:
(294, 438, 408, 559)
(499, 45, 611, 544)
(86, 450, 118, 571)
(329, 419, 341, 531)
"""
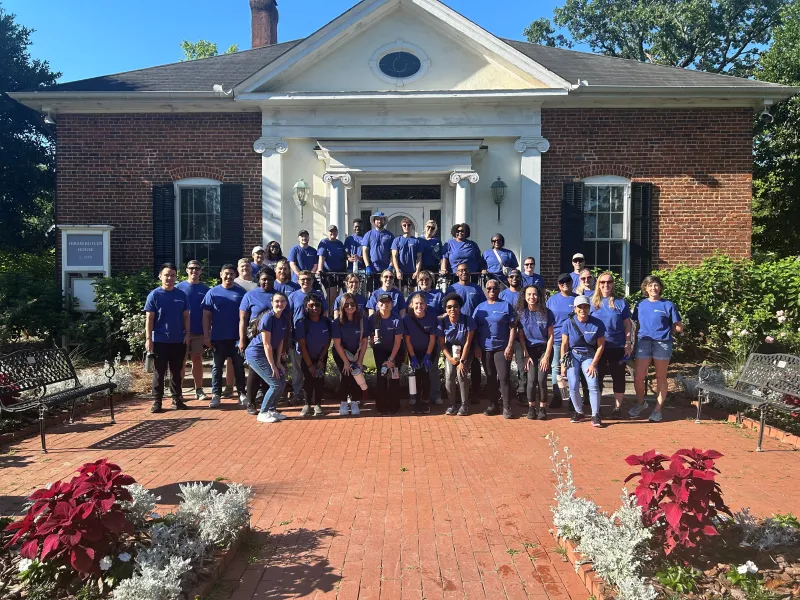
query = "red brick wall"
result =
(540, 108, 753, 286)
(56, 113, 261, 273)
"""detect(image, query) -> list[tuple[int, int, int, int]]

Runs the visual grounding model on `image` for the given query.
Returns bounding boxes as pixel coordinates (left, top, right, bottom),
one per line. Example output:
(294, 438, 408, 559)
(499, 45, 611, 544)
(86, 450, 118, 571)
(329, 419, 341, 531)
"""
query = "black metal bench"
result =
(0, 348, 117, 453)
(697, 353, 800, 451)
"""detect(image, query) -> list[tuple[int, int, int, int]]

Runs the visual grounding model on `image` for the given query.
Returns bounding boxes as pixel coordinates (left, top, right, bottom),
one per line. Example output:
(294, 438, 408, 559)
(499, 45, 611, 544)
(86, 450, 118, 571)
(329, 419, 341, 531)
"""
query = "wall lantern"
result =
(293, 178, 311, 220)
(490, 177, 507, 221)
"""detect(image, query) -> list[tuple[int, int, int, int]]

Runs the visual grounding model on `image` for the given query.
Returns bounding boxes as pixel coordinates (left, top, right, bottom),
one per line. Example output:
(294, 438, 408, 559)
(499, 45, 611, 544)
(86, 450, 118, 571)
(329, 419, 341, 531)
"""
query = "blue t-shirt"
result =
(418, 236, 442, 268)
(473, 300, 516, 351)
(239, 288, 274, 319)
(564, 315, 606, 354)
(591, 299, 632, 348)
(437, 313, 477, 347)
(361, 228, 394, 270)
(570, 272, 581, 292)
(366, 288, 407, 312)
(418, 290, 443, 316)
(344, 234, 365, 268)
(144, 287, 189, 343)
(250, 262, 262, 278)
(287, 244, 318, 280)
(445, 283, 486, 316)
(333, 293, 368, 316)
(391, 236, 421, 273)
(633, 299, 681, 342)
(369, 312, 405, 353)
(317, 239, 347, 272)
(499, 288, 520, 308)
(402, 311, 439, 354)
(482, 248, 518, 275)
(246, 310, 290, 359)
(201, 284, 246, 341)
(546, 292, 577, 337)
(295, 317, 332, 359)
(332, 316, 367, 355)
(443, 239, 483, 273)
(521, 273, 545, 289)
(519, 309, 555, 347)
(176, 281, 209, 336)
(274, 280, 301, 295)
(288, 289, 328, 326)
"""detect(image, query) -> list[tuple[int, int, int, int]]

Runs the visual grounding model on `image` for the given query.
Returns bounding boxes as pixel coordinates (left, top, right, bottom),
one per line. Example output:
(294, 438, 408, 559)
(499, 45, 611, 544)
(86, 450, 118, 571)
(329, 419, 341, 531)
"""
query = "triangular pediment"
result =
(236, 0, 570, 95)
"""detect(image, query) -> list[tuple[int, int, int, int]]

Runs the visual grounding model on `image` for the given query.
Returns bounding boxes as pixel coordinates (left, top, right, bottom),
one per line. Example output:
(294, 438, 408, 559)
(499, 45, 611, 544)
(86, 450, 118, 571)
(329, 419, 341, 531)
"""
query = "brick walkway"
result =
(1, 395, 798, 600)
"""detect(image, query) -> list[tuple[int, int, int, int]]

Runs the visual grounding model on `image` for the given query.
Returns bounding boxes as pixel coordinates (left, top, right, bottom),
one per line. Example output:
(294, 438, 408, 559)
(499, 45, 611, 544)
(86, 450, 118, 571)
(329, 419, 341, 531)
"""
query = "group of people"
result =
(143, 212, 682, 427)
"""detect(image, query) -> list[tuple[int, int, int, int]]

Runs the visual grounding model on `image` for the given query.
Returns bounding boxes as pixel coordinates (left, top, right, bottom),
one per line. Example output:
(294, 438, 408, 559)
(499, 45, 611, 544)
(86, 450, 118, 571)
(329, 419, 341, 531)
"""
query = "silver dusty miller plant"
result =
(733, 508, 800, 551)
(112, 555, 191, 600)
(121, 483, 160, 528)
(177, 481, 253, 545)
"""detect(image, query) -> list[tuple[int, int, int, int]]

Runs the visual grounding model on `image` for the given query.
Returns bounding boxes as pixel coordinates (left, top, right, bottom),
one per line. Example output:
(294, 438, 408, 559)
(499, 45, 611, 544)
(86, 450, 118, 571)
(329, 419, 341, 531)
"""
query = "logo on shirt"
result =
(654, 309, 666, 314)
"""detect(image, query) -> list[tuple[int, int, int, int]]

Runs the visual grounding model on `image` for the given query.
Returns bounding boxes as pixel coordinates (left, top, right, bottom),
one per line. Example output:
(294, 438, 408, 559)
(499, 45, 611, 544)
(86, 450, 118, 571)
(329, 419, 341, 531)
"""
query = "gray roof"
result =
(35, 37, 783, 94)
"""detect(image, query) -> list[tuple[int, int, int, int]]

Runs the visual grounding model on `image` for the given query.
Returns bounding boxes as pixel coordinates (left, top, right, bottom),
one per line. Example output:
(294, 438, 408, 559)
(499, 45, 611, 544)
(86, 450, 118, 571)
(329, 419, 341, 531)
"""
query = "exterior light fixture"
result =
(490, 177, 507, 221)
(293, 178, 311, 220)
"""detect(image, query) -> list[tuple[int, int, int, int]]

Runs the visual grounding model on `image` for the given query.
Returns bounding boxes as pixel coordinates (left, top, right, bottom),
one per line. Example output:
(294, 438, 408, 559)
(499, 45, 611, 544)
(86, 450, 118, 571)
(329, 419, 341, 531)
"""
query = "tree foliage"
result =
(180, 39, 239, 61)
(0, 3, 60, 252)
(753, 2, 800, 256)
(525, 0, 787, 76)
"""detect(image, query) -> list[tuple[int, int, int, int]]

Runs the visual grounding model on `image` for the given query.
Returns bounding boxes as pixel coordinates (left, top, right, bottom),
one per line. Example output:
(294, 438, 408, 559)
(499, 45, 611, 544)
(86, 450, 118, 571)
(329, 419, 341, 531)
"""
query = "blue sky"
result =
(5, 0, 568, 83)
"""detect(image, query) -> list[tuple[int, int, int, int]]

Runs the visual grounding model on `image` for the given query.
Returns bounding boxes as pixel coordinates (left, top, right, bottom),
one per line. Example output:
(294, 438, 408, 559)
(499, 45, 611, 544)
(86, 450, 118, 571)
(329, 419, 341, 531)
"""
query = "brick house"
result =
(9, 0, 795, 287)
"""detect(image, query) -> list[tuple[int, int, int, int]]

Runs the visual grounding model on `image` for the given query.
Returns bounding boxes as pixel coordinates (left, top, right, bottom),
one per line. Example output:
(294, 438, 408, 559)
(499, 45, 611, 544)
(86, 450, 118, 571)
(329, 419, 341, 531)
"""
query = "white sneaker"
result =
(257, 412, 279, 423)
(239, 393, 248, 406)
(339, 402, 349, 416)
(209, 395, 221, 408)
(196, 388, 207, 401)
(628, 402, 646, 417)
(350, 401, 360, 416)
(272, 410, 288, 421)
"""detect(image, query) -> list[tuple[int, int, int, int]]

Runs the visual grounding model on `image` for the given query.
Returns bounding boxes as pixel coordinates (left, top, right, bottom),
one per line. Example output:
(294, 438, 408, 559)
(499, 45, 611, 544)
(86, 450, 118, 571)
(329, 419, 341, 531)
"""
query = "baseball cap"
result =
(371, 211, 386, 222)
(574, 295, 590, 307)
(251, 246, 265, 254)
(557, 273, 573, 284)
(297, 229, 309, 237)
(377, 293, 393, 302)
(508, 269, 521, 277)
(327, 224, 338, 232)
(572, 253, 585, 261)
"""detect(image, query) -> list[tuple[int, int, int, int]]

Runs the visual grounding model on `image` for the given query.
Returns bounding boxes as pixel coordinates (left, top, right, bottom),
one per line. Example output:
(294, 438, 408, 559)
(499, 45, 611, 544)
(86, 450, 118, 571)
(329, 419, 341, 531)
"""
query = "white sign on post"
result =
(60, 225, 114, 312)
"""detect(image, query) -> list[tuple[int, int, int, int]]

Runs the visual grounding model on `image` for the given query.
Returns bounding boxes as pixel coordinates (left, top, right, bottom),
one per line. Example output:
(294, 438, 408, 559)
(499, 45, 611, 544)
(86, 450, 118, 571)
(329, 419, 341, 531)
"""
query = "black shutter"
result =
(560, 182, 585, 274)
(219, 183, 244, 267)
(152, 184, 176, 275)
(629, 182, 653, 288)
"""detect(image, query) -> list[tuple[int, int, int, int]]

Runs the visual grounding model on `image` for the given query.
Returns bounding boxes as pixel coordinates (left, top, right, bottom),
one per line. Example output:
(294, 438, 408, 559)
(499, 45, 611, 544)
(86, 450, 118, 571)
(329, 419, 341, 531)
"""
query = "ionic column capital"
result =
(449, 171, 480, 186)
(323, 172, 352, 186)
(514, 137, 550, 153)
(253, 136, 289, 156)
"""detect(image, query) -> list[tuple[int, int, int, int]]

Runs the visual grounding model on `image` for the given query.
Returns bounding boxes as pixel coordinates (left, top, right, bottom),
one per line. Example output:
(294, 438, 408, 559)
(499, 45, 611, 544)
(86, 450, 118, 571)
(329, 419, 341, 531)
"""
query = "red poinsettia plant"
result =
(4, 458, 136, 575)
(625, 448, 731, 555)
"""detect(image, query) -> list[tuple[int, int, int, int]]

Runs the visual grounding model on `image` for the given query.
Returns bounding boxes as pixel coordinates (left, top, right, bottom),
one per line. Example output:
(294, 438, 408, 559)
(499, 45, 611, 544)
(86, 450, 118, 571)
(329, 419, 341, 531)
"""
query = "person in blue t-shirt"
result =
(344, 218, 365, 273)
(250, 246, 266, 278)
(629, 275, 683, 422)
(296, 295, 332, 417)
(482, 234, 518, 284)
(366, 270, 407, 317)
(516, 285, 555, 420)
(238, 269, 276, 411)
(144, 262, 190, 413)
(499, 269, 526, 403)
(273, 259, 300, 296)
(590, 272, 632, 420)
(287, 271, 328, 403)
(575, 269, 595, 297)
(403, 292, 439, 415)
(441, 223, 483, 280)
(570, 253, 586, 291)
(361, 212, 394, 288)
(521, 257, 545, 289)
(415, 271, 443, 405)
(560, 295, 606, 427)
(446, 263, 487, 395)
(546, 273, 578, 407)
(332, 293, 369, 416)
(176, 260, 210, 401)
(288, 230, 318, 281)
(264, 241, 285, 270)
(333, 273, 368, 320)
(391, 218, 422, 292)
(418, 219, 442, 273)
(244, 292, 291, 423)
(369, 293, 406, 415)
(437, 292, 476, 415)
(472, 280, 518, 418)
(317, 224, 348, 304)
(202, 265, 247, 408)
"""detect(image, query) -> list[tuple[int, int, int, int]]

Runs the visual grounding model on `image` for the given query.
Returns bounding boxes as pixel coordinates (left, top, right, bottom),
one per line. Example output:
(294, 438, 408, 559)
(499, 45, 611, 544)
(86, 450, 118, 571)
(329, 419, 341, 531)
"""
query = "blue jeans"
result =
(550, 339, 562, 387)
(636, 338, 673, 360)
(566, 351, 600, 416)
(246, 350, 286, 414)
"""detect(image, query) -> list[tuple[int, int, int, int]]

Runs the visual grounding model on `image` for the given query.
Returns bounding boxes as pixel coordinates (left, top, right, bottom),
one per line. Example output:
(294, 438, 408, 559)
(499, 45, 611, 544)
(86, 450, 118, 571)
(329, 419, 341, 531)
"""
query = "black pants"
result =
(246, 368, 268, 406)
(482, 350, 511, 410)
(152, 342, 186, 401)
(373, 346, 404, 414)
(211, 339, 246, 396)
(333, 353, 364, 402)
(598, 346, 627, 394)
(410, 350, 431, 406)
(470, 357, 482, 393)
(301, 358, 325, 406)
(525, 345, 549, 405)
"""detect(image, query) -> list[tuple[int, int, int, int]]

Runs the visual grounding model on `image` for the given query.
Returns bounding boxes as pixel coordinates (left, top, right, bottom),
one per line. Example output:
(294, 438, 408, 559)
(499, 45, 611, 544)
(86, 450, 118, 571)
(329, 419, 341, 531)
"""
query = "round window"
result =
(378, 51, 422, 79)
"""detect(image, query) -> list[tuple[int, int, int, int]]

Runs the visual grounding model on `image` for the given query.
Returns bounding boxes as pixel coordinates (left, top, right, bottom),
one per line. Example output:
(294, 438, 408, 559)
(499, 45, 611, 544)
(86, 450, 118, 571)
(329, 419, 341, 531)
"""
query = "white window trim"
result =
(369, 40, 431, 87)
(173, 177, 222, 266)
(581, 175, 631, 286)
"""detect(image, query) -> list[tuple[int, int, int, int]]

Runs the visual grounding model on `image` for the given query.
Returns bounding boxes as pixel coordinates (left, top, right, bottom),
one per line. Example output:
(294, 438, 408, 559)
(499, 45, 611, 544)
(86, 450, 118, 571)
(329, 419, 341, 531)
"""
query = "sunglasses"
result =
(580, 277, 592, 281)
(445, 304, 460, 310)
(343, 303, 357, 308)
(598, 280, 613, 285)
(299, 278, 312, 283)
(491, 239, 501, 243)
(456, 229, 465, 234)
(524, 263, 534, 267)
(402, 223, 412, 227)
(187, 267, 202, 271)
(426, 225, 435, 229)
(509, 274, 520, 278)
(486, 286, 499, 291)
(573, 259, 585, 263)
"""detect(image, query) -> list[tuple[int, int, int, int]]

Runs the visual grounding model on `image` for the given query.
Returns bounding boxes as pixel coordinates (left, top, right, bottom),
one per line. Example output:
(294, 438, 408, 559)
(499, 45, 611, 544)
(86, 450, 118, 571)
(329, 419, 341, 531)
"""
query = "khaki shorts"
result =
(187, 334, 205, 356)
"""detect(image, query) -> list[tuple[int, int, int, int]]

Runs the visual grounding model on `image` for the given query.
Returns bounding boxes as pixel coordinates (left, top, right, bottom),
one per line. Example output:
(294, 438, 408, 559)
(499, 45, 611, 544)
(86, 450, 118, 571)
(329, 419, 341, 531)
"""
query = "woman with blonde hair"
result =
(590, 272, 632, 419)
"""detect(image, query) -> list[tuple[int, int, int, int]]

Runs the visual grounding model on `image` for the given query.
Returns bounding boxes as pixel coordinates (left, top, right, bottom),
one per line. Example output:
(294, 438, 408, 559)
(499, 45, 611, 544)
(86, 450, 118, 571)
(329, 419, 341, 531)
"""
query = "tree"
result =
(180, 40, 239, 61)
(525, 0, 787, 77)
(0, 3, 60, 252)
(753, 2, 800, 255)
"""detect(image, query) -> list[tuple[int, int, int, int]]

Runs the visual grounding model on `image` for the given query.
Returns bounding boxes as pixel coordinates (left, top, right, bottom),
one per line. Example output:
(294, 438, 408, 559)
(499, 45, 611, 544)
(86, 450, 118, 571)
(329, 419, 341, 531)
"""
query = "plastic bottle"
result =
(144, 352, 155, 374)
(351, 364, 368, 391)
(374, 328, 382, 345)
(408, 370, 418, 403)
(380, 365, 389, 377)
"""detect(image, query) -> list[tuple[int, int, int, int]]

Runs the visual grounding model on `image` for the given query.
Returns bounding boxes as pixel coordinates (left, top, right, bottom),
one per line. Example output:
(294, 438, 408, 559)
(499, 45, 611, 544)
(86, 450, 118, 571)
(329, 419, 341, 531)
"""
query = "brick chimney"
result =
(250, 0, 278, 48)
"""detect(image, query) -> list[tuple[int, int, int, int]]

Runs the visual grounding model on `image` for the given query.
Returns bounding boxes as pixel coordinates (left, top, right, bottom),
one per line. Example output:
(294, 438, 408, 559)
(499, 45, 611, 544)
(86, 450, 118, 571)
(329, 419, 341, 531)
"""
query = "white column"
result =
(449, 171, 479, 224)
(515, 137, 549, 269)
(322, 173, 352, 232)
(253, 136, 288, 247)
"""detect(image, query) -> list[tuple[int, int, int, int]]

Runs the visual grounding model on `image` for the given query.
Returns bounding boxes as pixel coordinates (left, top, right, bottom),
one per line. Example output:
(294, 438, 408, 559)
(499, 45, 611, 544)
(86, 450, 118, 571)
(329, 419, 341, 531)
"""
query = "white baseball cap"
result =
(574, 295, 590, 307)
(572, 253, 585, 261)
(252, 246, 265, 254)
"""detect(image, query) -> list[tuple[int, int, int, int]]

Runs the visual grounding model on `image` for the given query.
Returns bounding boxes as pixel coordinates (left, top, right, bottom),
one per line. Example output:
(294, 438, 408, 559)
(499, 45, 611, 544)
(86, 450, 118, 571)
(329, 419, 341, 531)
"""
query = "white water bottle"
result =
(452, 345, 462, 360)
(408, 370, 418, 402)
(351, 364, 368, 391)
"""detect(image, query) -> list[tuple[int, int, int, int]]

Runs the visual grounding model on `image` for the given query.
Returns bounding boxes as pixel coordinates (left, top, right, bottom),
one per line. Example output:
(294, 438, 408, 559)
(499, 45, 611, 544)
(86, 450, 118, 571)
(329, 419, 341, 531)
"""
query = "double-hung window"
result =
(174, 178, 222, 268)
(582, 176, 630, 278)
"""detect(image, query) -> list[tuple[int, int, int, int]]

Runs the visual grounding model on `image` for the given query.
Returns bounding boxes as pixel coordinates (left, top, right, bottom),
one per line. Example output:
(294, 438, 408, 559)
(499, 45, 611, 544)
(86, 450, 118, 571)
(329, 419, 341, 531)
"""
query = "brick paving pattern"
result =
(1, 396, 798, 599)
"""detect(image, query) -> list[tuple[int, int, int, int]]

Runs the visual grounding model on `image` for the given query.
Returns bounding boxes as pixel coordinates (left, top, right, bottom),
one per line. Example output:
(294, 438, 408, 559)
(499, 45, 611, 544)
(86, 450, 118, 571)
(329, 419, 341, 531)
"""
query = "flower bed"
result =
(0, 459, 252, 600)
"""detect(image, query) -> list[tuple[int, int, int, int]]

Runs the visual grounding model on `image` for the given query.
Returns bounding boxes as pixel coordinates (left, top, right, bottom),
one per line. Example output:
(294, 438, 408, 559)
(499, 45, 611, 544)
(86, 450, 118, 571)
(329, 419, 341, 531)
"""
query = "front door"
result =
(358, 184, 443, 238)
